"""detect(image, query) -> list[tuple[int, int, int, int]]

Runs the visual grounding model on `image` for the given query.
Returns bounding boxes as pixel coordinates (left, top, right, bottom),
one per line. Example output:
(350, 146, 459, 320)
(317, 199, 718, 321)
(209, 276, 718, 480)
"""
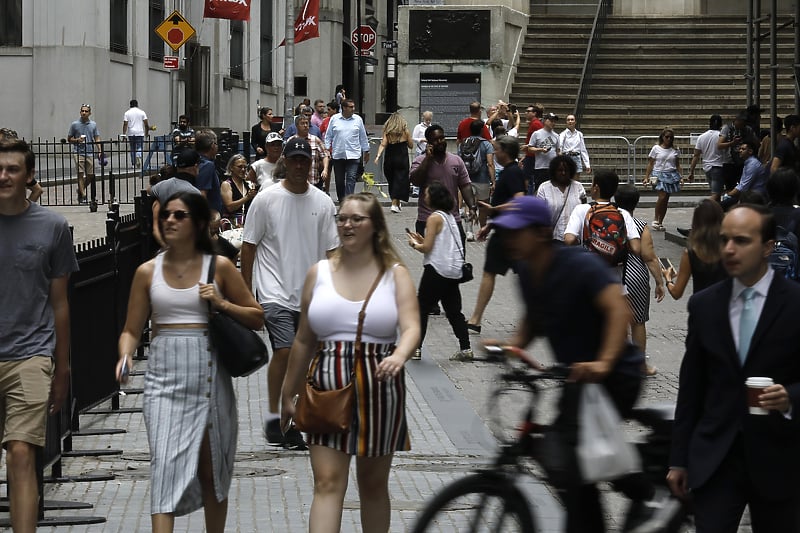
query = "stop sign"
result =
(351, 25, 377, 53)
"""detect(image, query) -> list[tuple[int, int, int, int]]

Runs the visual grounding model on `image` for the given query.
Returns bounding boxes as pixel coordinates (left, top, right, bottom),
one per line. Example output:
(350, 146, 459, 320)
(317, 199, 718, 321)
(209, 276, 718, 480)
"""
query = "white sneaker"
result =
(466, 232, 475, 242)
(390, 205, 400, 213)
(449, 349, 474, 362)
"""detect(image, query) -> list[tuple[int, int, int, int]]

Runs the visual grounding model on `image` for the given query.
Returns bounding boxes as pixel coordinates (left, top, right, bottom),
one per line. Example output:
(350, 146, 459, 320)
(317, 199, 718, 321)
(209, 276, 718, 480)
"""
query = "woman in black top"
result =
(662, 199, 727, 298)
(250, 107, 280, 157)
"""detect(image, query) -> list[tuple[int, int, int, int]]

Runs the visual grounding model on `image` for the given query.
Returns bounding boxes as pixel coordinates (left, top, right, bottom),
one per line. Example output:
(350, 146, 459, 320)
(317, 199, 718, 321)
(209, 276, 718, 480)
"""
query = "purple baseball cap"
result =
(490, 196, 552, 230)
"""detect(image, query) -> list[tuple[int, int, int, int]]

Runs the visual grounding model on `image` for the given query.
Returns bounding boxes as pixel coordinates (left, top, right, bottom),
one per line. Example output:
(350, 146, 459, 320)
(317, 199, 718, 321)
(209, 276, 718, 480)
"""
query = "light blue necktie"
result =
(738, 287, 757, 364)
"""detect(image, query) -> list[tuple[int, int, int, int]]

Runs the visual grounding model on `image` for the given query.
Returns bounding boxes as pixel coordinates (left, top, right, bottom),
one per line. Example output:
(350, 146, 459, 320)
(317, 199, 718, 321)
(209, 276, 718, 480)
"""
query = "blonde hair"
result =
(382, 113, 409, 144)
(331, 192, 403, 271)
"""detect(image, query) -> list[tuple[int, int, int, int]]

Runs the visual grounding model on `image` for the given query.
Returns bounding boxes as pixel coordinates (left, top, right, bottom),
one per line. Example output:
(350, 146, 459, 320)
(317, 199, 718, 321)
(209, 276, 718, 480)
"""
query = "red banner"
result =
(204, 0, 250, 22)
(279, 0, 320, 46)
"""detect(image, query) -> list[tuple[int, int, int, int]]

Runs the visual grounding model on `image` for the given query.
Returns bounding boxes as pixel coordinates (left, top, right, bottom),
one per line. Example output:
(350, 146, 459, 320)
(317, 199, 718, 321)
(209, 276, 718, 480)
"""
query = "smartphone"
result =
(404, 227, 413, 234)
(120, 358, 130, 383)
(509, 104, 517, 115)
(659, 257, 673, 270)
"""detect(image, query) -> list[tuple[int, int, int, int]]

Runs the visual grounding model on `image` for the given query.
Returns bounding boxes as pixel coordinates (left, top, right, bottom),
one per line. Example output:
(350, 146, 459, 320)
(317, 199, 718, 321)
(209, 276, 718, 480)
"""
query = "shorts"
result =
(73, 154, 95, 175)
(484, 232, 516, 275)
(472, 182, 491, 202)
(704, 166, 724, 194)
(0, 356, 54, 447)
(262, 303, 300, 350)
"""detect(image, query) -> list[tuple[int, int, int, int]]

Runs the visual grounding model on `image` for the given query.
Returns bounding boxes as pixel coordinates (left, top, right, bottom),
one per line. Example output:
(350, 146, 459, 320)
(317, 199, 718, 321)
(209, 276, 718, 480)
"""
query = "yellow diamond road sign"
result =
(155, 10, 195, 52)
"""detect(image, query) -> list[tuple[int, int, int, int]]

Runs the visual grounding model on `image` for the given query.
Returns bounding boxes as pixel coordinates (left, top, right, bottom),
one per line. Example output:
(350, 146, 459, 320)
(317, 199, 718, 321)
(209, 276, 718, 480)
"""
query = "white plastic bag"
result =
(577, 383, 641, 483)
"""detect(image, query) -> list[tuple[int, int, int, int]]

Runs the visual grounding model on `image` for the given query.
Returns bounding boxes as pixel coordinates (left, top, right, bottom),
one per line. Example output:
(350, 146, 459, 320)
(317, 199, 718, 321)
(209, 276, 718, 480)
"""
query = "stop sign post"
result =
(351, 25, 376, 56)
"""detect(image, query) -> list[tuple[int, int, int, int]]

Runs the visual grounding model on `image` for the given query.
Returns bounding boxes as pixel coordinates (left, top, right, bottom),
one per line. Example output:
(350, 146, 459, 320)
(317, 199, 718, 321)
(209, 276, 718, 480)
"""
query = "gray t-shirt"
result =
(150, 177, 200, 204)
(0, 203, 79, 361)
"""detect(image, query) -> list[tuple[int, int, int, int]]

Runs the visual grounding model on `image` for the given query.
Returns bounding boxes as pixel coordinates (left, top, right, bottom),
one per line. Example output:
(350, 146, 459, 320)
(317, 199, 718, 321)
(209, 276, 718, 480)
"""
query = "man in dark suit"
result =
(668, 203, 800, 532)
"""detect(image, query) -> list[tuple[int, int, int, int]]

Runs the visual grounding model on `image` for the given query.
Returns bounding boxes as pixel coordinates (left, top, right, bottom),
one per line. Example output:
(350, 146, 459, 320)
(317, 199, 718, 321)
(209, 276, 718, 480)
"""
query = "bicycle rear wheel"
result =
(412, 472, 536, 533)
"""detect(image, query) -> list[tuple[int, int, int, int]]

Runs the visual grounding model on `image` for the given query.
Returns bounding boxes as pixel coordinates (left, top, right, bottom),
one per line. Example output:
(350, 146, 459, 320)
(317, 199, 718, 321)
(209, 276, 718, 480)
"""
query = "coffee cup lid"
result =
(745, 377, 774, 386)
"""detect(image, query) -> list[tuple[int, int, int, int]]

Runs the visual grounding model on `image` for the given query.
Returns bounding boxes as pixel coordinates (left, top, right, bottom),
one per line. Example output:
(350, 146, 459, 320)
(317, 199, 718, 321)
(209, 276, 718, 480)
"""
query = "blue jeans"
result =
(128, 136, 144, 165)
(332, 159, 359, 203)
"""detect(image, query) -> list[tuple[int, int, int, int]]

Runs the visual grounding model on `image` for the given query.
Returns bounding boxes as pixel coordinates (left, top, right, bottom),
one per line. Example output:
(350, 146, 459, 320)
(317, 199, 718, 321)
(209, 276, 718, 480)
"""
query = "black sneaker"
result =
(676, 227, 691, 237)
(428, 305, 442, 316)
(264, 418, 284, 447)
(283, 427, 308, 450)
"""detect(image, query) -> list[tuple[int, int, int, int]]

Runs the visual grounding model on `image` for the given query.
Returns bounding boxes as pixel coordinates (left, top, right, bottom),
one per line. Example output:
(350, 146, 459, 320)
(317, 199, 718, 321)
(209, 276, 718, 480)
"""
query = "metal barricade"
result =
(583, 135, 633, 183)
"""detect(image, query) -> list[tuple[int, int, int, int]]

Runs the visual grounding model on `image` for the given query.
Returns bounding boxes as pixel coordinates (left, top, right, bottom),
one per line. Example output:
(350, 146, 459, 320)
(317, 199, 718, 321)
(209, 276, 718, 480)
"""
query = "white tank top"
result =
(307, 260, 399, 344)
(150, 253, 214, 325)
(424, 211, 463, 279)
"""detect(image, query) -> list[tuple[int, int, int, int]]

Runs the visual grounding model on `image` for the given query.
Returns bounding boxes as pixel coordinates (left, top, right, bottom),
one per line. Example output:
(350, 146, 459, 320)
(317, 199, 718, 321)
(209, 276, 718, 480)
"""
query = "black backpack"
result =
(459, 137, 484, 177)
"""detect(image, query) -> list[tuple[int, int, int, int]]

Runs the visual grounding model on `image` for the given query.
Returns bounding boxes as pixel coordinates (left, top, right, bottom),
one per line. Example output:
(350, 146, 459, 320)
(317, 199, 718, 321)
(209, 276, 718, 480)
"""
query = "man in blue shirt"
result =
(195, 129, 224, 214)
(282, 105, 321, 140)
(324, 99, 370, 203)
(67, 104, 102, 204)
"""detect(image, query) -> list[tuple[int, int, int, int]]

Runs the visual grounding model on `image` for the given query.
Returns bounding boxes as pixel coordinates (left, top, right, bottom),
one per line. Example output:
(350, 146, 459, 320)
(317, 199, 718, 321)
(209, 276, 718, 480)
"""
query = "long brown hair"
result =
(331, 192, 402, 271)
(687, 199, 723, 263)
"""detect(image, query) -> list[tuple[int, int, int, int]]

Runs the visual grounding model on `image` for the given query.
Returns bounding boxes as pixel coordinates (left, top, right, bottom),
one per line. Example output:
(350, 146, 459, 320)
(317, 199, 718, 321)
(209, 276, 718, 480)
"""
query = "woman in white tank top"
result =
(280, 192, 420, 533)
(407, 181, 473, 362)
(117, 192, 262, 533)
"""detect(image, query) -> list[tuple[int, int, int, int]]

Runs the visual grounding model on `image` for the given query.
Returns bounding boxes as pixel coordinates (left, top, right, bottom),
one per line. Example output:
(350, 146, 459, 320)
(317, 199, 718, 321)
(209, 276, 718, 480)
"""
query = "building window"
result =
(295, 76, 308, 97)
(0, 0, 23, 46)
(260, 2, 273, 86)
(148, 0, 165, 61)
(110, 0, 129, 54)
(230, 20, 244, 79)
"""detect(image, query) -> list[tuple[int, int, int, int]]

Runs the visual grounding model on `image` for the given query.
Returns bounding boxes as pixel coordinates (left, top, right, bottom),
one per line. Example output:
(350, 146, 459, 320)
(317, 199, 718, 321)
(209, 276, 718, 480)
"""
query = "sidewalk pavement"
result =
(19, 194, 729, 532)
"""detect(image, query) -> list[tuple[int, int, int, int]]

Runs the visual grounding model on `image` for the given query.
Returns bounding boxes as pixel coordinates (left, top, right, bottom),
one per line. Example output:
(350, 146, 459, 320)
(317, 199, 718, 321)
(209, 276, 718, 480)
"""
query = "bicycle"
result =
(411, 346, 690, 533)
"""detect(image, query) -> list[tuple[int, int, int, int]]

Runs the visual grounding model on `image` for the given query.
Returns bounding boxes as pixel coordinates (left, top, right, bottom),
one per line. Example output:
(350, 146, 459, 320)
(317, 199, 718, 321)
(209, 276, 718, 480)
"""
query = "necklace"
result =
(168, 256, 196, 279)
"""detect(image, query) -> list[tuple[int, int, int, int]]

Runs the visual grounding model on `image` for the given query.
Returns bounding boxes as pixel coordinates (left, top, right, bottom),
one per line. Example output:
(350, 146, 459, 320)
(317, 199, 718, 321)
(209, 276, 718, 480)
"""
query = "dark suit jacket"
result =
(670, 274, 800, 500)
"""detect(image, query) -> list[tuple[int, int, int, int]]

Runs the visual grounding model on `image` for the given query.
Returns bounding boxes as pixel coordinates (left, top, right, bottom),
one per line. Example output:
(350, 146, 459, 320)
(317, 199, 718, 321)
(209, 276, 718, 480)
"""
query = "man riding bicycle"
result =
(489, 195, 669, 533)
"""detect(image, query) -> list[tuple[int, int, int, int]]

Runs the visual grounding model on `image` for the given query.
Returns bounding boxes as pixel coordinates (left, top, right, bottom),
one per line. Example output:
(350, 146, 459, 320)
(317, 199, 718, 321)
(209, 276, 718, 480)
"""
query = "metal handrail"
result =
(573, 0, 611, 123)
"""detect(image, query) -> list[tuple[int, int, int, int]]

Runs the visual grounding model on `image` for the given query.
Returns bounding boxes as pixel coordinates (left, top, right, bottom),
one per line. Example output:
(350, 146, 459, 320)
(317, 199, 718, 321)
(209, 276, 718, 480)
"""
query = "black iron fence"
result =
(28, 130, 248, 209)
(11, 195, 155, 526)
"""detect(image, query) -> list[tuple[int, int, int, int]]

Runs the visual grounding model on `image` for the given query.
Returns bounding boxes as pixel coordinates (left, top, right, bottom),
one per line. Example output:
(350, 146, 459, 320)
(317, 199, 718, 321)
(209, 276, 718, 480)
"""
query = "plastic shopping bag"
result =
(577, 383, 641, 483)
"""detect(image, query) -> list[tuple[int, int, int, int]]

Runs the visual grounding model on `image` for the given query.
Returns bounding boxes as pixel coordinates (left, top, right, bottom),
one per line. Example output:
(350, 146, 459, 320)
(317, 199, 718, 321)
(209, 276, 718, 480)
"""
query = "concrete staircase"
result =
(510, 15, 798, 139)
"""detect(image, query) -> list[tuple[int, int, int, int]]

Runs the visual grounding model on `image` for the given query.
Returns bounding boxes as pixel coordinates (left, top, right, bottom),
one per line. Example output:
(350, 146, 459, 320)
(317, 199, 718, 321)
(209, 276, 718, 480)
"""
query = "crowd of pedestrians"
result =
(6, 93, 800, 533)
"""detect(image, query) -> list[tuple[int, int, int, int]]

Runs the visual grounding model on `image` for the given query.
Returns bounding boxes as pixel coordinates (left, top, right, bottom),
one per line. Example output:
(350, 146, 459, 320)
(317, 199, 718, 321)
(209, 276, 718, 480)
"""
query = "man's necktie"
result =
(738, 287, 757, 364)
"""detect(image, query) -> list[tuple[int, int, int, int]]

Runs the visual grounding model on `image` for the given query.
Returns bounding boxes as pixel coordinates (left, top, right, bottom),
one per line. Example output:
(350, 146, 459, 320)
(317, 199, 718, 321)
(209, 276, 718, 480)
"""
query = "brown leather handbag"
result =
(294, 269, 385, 434)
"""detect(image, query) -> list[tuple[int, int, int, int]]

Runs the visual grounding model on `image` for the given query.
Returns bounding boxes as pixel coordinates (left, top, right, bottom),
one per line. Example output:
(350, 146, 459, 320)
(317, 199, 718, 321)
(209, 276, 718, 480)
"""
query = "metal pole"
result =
(284, 0, 295, 130)
(747, 0, 754, 105)
(771, 0, 778, 159)
(755, 0, 762, 104)
(357, 0, 365, 115)
(795, 0, 800, 111)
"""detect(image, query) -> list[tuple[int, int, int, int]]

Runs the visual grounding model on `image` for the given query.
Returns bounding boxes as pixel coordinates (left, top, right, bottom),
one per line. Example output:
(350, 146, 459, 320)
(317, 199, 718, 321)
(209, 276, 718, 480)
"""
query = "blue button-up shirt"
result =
(324, 113, 369, 160)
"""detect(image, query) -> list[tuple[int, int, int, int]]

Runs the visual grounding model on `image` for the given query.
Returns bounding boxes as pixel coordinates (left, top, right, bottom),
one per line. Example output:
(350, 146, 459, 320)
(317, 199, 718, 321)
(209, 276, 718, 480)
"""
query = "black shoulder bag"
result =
(206, 257, 269, 377)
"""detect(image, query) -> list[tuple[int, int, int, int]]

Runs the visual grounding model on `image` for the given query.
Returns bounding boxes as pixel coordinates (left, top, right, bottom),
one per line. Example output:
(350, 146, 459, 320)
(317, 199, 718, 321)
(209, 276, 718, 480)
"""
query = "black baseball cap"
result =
(283, 138, 312, 159)
(175, 148, 201, 168)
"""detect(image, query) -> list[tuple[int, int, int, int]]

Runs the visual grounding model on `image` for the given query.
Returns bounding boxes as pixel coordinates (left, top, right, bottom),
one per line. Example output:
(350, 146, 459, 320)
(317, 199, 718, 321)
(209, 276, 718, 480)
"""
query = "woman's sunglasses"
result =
(159, 209, 191, 221)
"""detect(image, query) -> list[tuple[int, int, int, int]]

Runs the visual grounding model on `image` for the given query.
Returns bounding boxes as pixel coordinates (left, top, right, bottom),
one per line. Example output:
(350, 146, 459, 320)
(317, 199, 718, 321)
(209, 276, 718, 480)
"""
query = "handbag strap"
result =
(306, 266, 386, 381)
(441, 210, 466, 261)
(205, 254, 216, 316)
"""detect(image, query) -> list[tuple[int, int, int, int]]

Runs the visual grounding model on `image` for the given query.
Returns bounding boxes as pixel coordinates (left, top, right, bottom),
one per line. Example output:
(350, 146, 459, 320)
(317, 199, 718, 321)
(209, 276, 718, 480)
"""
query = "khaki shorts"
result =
(473, 182, 491, 201)
(0, 357, 54, 447)
(73, 154, 95, 175)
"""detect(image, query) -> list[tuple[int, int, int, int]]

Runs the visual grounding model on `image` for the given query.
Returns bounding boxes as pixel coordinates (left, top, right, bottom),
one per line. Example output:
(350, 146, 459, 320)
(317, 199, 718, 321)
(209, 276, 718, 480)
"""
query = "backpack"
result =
(582, 203, 628, 266)
(769, 220, 799, 280)
(459, 137, 484, 177)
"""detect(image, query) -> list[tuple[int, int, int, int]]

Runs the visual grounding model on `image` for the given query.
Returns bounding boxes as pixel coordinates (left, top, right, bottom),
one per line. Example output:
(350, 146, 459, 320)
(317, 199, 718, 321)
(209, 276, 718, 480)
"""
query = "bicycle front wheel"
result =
(412, 472, 536, 533)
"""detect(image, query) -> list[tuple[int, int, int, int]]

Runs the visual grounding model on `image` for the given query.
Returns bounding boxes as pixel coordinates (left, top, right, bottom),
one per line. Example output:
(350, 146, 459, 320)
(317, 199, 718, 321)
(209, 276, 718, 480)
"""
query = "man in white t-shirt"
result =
(122, 99, 149, 168)
(564, 170, 641, 284)
(688, 114, 724, 201)
(248, 132, 283, 188)
(412, 110, 433, 156)
(241, 138, 339, 450)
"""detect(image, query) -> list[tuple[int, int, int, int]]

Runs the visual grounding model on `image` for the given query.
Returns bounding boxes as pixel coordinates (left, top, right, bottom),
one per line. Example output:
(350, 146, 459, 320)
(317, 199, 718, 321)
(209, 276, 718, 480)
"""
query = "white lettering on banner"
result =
(216, 0, 248, 4)
(296, 15, 317, 33)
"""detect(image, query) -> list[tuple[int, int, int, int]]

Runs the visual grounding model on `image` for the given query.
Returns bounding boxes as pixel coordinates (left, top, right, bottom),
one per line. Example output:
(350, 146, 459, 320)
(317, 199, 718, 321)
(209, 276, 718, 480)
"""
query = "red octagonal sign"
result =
(351, 25, 377, 53)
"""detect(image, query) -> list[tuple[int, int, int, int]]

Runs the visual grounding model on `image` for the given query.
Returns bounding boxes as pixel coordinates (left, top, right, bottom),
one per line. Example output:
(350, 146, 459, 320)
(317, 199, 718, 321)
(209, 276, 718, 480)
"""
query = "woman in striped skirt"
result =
(615, 185, 665, 376)
(281, 192, 420, 533)
(117, 192, 263, 533)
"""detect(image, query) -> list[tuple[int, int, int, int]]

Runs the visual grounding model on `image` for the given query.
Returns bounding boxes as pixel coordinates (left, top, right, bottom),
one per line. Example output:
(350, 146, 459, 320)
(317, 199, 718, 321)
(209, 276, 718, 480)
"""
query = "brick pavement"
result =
(14, 195, 754, 531)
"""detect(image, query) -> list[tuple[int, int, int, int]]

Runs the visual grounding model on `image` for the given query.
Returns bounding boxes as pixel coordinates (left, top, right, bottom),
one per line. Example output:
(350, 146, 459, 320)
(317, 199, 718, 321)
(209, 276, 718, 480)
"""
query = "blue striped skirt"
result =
(144, 329, 237, 516)
(652, 170, 682, 194)
(306, 340, 410, 457)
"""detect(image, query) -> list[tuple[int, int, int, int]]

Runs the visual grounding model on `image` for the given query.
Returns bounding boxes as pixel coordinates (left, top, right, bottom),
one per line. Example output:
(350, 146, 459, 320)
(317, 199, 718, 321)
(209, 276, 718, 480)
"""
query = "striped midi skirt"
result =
(143, 329, 238, 516)
(307, 340, 411, 457)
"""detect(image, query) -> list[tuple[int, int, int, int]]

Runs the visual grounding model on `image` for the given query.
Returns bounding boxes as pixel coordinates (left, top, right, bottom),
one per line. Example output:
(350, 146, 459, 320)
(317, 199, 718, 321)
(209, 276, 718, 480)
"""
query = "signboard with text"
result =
(419, 73, 481, 137)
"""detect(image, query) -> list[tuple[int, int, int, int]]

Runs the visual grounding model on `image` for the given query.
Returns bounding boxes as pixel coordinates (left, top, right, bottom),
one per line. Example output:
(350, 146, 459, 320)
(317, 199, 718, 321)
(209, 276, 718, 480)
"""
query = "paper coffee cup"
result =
(745, 377, 774, 415)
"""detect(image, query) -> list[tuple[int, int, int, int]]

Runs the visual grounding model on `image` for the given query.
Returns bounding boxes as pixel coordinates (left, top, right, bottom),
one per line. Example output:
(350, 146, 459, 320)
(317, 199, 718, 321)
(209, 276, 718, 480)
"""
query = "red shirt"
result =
(525, 119, 544, 158)
(457, 117, 491, 142)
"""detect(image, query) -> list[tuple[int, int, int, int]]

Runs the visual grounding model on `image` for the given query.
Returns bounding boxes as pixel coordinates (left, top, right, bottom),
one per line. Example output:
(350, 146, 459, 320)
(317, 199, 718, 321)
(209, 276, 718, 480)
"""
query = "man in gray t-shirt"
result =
(0, 139, 78, 529)
(150, 149, 202, 248)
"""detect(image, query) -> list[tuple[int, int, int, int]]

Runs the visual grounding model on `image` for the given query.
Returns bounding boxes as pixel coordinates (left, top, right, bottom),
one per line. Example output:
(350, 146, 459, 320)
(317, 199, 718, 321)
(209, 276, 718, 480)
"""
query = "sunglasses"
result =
(159, 209, 192, 221)
(335, 214, 370, 226)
